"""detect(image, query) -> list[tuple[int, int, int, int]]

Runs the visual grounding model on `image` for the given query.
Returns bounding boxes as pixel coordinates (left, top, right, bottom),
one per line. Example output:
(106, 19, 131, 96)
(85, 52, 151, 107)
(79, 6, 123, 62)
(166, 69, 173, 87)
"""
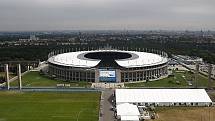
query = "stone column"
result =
(69, 71, 71, 81)
(136, 71, 138, 81)
(95, 69, 99, 83)
(149, 70, 152, 79)
(116, 69, 121, 83)
(146, 70, 148, 80)
(142, 71, 145, 80)
(131, 71, 134, 82)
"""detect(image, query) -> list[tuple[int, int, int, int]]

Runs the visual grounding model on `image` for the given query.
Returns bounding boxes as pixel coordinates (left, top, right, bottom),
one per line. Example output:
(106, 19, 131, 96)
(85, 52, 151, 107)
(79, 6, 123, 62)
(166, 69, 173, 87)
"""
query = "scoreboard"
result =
(99, 69, 116, 82)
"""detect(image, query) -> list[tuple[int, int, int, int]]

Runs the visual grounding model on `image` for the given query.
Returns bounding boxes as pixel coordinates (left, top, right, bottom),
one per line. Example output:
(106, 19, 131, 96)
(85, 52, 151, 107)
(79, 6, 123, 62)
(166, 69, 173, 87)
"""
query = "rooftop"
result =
(115, 89, 212, 103)
(48, 50, 168, 68)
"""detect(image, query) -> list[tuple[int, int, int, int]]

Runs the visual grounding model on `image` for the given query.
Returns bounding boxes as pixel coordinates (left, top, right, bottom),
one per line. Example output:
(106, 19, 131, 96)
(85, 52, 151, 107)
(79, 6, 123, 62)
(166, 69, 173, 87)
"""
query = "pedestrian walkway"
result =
(99, 89, 116, 121)
(92, 83, 124, 89)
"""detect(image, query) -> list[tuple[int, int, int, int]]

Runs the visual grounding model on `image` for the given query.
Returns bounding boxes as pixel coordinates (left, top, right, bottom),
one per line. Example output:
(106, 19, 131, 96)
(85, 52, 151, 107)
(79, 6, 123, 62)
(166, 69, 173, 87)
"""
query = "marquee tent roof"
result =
(115, 89, 212, 103)
(116, 103, 140, 116)
(121, 116, 139, 121)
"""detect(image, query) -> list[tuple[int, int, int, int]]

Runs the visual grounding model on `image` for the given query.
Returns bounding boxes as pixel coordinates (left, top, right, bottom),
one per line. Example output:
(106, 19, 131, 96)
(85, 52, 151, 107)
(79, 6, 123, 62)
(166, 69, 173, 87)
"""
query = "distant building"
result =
(30, 35, 39, 41)
(172, 55, 203, 65)
(200, 64, 215, 78)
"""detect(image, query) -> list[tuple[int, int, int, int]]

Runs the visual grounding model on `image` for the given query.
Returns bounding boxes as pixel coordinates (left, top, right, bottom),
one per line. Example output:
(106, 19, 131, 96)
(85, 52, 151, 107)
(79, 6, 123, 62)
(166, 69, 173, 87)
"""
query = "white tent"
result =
(121, 116, 139, 121)
(115, 89, 212, 106)
(117, 103, 140, 121)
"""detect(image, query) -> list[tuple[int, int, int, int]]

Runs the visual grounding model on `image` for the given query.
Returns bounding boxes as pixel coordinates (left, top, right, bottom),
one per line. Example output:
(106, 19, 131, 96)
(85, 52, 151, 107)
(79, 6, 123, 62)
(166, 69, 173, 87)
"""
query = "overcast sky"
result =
(0, 0, 215, 31)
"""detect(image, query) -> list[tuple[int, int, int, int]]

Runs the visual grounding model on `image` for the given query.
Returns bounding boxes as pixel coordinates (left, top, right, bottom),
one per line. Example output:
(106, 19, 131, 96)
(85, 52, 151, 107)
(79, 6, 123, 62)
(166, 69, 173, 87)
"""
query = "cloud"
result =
(0, 0, 214, 31)
(173, 6, 214, 15)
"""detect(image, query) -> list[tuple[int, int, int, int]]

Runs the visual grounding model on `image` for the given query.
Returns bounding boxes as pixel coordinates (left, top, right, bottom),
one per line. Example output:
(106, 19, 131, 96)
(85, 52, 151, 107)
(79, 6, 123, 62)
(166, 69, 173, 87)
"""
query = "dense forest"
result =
(0, 34, 215, 64)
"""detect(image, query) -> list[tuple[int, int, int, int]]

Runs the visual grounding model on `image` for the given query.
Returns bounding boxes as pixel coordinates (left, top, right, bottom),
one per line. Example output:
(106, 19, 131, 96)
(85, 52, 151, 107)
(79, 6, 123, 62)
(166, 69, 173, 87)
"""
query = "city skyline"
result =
(0, 0, 215, 31)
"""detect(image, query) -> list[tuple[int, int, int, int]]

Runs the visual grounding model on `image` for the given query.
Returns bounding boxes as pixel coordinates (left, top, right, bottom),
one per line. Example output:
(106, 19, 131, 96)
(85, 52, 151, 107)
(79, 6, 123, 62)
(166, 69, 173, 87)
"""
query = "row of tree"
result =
(0, 38, 214, 63)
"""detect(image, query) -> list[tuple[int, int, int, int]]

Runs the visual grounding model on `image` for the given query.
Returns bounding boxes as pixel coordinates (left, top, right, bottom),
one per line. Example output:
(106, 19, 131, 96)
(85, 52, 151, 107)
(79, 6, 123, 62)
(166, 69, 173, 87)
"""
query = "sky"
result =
(0, 0, 215, 31)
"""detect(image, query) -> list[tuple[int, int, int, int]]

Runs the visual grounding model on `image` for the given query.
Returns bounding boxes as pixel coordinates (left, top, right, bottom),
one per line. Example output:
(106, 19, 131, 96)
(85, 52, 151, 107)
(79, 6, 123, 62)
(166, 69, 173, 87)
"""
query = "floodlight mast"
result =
(195, 63, 199, 88)
(17, 64, 22, 90)
(208, 63, 212, 89)
(5, 64, 10, 90)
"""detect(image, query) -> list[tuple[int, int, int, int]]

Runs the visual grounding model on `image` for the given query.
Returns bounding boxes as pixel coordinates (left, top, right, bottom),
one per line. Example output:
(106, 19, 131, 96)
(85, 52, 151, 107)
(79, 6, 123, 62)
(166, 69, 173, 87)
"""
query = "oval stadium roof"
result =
(48, 50, 168, 68)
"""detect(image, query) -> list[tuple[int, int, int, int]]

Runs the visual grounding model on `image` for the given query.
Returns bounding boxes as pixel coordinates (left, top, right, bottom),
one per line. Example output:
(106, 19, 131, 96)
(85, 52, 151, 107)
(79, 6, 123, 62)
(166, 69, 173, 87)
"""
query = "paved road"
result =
(100, 89, 115, 121)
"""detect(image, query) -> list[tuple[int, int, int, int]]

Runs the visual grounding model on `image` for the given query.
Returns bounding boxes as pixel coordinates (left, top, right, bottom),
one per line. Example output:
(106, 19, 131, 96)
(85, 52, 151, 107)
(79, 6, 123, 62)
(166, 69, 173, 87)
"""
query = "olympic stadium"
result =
(47, 48, 168, 83)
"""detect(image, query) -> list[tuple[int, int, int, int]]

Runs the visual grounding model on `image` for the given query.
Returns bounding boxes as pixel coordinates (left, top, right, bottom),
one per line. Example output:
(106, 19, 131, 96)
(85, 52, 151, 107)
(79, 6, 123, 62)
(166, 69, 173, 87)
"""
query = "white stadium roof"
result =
(48, 51, 100, 68)
(48, 50, 168, 68)
(115, 89, 212, 103)
(116, 51, 166, 68)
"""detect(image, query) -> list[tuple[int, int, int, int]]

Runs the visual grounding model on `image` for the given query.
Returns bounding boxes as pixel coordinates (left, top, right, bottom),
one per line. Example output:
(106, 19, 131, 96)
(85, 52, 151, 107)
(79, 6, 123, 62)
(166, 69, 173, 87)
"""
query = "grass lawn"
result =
(125, 71, 215, 87)
(0, 72, 16, 79)
(10, 71, 91, 87)
(208, 92, 215, 101)
(150, 107, 215, 121)
(0, 91, 100, 121)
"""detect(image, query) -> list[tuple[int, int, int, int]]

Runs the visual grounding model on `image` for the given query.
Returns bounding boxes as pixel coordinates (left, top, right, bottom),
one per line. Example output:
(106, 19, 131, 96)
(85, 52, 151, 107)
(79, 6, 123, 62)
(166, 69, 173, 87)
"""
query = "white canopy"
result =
(117, 103, 140, 116)
(116, 89, 212, 103)
(121, 116, 139, 121)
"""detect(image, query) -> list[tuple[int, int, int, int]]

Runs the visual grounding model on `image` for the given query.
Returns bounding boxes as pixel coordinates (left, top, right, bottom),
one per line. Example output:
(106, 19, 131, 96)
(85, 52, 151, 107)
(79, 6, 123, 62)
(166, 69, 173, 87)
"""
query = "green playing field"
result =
(0, 91, 100, 121)
(125, 71, 215, 87)
(10, 71, 91, 87)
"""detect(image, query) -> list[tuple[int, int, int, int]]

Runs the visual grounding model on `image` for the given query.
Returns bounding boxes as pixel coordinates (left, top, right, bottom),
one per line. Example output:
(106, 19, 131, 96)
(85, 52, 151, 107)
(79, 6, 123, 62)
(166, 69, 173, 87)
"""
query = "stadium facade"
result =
(47, 48, 168, 83)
